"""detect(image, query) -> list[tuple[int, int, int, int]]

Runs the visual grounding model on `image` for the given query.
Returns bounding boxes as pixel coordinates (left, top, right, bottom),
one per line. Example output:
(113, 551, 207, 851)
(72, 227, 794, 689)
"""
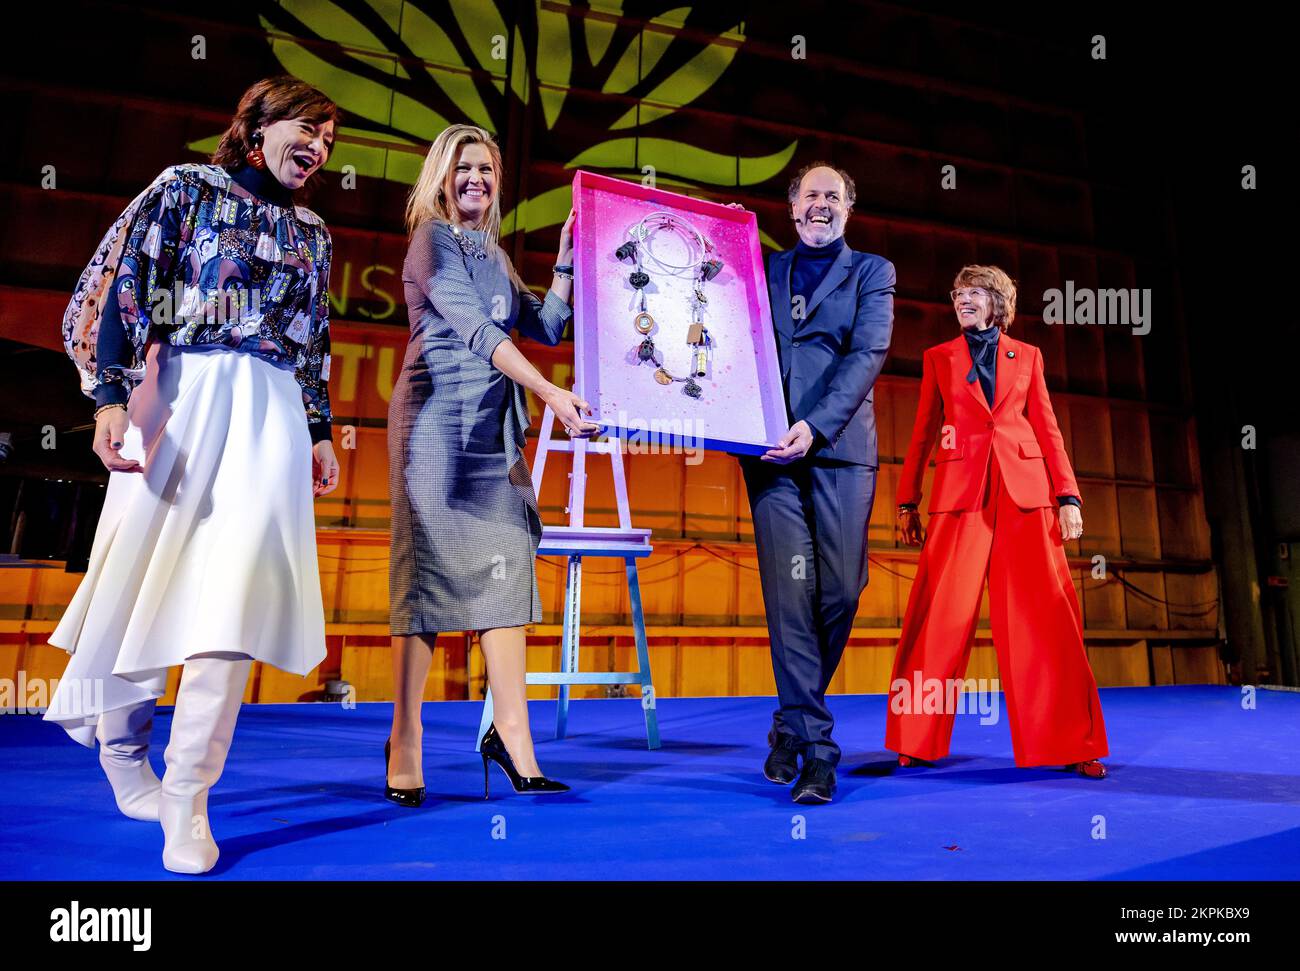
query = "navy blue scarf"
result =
(964, 325, 1000, 407)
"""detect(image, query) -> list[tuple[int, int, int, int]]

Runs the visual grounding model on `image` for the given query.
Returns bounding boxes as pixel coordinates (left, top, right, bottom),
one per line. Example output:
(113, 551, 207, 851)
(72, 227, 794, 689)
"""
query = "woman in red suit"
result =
(887, 265, 1108, 778)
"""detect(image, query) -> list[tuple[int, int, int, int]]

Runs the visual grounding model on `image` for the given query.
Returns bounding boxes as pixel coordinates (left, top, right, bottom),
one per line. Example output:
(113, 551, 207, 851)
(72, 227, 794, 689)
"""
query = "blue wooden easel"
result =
(475, 403, 661, 750)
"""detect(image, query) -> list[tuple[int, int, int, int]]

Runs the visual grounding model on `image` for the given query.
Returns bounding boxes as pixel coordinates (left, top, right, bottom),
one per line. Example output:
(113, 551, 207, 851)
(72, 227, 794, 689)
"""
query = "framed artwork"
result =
(571, 169, 789, 456)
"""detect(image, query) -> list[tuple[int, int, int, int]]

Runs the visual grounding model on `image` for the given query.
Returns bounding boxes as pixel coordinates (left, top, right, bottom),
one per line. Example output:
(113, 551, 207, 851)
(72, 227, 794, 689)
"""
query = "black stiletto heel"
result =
(384, 738, 426, 807)
(479, 723, 570, 798)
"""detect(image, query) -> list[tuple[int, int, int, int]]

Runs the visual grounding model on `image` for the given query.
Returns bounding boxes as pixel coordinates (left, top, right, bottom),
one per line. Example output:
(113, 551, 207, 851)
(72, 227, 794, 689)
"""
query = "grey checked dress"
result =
(389, 220, 571, 635)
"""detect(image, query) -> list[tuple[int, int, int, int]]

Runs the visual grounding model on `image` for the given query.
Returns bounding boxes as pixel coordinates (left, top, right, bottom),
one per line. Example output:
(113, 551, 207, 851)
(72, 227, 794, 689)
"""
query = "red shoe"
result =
(897, 754, 935, 768)
(1067, 759, 1108, 779)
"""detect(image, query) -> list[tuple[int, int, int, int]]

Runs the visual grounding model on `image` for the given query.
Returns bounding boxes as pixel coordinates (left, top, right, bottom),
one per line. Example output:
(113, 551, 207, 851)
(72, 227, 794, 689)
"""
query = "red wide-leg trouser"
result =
(885, 456, 1108, 766)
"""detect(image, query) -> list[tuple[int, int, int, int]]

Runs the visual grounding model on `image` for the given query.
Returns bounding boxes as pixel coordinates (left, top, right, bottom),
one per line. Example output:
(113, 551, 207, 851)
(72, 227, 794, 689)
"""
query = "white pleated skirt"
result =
(44, 342, 327, 747)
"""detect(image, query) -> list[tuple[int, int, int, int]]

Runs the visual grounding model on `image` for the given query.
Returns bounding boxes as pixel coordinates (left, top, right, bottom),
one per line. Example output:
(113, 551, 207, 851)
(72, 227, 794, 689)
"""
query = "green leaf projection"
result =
(188, 1, 797, 240)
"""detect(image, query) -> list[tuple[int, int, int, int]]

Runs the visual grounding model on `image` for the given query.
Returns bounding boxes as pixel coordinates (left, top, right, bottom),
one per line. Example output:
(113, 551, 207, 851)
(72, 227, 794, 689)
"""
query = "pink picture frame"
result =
(571, 169, 789, 456)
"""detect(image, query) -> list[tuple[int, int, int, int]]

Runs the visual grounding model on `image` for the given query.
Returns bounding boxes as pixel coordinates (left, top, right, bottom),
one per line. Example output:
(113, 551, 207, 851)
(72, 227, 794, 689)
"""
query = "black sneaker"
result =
(763, 731, 802, 784)
(792, 757, 837, 804)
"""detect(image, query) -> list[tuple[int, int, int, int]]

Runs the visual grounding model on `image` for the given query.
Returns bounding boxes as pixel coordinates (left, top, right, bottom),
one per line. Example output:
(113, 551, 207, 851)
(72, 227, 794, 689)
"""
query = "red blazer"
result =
(897, 333, 1080, 513)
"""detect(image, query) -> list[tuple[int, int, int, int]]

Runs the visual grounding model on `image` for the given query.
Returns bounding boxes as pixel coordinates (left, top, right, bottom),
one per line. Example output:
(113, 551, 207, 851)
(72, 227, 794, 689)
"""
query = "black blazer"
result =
(765, 242, 895, 465)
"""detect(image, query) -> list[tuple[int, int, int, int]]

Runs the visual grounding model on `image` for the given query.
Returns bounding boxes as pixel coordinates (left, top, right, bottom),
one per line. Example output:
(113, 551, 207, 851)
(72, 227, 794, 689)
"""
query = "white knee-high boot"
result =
(159, 656, 252, 875)
(95, 700, 163, 821)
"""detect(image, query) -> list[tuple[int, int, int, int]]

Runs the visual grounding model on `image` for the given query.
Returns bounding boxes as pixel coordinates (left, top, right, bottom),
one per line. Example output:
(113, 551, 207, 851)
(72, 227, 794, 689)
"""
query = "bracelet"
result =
(94, 403, 127, 419)
(553, 264, 574, 279)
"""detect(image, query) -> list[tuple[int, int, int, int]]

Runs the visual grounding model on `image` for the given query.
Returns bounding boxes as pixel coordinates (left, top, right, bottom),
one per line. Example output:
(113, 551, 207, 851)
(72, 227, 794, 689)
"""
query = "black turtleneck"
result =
(228, 163, 295, 208)
(790, 235, 846, 312)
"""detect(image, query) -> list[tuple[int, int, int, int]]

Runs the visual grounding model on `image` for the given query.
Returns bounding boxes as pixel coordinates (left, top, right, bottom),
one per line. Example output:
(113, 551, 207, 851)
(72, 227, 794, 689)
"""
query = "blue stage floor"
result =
(2, 686, 1298, 880)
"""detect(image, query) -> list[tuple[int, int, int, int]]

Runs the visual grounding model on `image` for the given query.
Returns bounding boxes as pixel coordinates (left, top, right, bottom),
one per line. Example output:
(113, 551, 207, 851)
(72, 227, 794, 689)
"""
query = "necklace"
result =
(449, 223, 490, 261)
(616, 211, 724, 399)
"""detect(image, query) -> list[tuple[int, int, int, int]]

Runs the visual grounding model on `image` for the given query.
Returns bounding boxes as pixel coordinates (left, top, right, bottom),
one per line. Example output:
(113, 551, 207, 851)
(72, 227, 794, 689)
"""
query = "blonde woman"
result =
(385, 124, 599, 804)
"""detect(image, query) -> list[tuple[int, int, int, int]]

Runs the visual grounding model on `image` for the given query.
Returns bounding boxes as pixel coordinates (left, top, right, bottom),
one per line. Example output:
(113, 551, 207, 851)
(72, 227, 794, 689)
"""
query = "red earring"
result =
(245, 130, 267, 170)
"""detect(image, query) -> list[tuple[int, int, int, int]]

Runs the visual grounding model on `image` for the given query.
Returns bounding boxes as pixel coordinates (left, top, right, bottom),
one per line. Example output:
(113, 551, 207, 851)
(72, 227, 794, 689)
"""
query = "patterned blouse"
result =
(85, 163, 333, 442)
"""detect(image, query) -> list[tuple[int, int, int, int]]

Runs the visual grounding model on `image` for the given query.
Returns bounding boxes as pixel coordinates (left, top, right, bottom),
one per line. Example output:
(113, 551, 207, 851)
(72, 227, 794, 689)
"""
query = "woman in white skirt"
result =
(48, 76, 341, 874)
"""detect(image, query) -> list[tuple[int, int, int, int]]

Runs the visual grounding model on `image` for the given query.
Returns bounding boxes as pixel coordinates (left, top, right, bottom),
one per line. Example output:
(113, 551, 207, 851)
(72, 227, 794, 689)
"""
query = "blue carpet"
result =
(2, 686, 1297, 880)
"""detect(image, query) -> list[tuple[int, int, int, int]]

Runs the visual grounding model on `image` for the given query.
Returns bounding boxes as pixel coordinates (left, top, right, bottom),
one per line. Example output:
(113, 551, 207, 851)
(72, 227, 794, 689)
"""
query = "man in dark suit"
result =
(739, 161, 895, 804)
